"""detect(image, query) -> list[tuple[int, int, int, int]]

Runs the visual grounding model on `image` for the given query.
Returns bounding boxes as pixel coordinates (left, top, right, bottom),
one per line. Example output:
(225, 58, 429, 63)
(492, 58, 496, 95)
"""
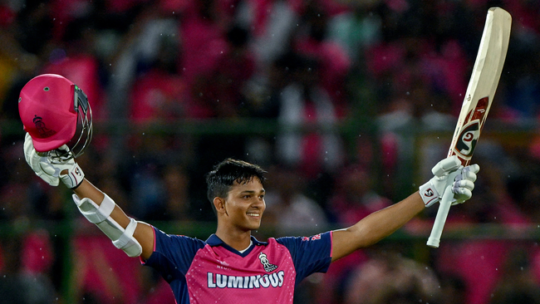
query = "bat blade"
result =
(427, 7, 511, 248)
(448, 7, 512, 165)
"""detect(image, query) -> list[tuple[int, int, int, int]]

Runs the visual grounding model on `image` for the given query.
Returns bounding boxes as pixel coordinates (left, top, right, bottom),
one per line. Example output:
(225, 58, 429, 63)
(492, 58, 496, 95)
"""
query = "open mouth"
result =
(247, 213, 260, 217)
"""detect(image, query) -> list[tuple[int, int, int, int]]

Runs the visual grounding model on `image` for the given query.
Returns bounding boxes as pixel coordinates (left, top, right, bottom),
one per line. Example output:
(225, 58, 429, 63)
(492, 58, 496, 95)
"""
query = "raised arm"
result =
(331, 156, 479, 262)
(23, 134, 155, 260)
(331, 192, 424, 261)
(72, 180, 155, 260)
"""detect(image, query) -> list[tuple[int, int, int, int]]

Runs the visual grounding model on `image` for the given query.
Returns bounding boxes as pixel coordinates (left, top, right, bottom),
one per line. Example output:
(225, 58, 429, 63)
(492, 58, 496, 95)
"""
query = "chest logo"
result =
(258, 252, 278, 272)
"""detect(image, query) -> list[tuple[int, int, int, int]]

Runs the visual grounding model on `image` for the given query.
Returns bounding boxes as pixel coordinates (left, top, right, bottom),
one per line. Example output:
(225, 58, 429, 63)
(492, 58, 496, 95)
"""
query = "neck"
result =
(215, 224, 253, 251)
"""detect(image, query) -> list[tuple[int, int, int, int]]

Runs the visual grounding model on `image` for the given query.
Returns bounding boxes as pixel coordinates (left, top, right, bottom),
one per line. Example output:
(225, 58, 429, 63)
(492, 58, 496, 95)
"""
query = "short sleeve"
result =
(143, 227, 205, 282)
(276, 231, 333, 283)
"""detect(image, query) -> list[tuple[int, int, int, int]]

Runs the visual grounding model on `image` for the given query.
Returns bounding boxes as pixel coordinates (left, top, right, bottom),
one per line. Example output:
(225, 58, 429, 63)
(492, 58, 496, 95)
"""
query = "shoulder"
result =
(145, 228, 208, 272)
(275, 232, 331, 250)
(153, 227, 206, 250)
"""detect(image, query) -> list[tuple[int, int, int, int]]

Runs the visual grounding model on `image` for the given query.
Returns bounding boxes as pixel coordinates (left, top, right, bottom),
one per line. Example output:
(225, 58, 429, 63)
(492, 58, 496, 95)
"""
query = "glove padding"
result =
(419, 155, 480, 207)
(23, 133, 85, 188)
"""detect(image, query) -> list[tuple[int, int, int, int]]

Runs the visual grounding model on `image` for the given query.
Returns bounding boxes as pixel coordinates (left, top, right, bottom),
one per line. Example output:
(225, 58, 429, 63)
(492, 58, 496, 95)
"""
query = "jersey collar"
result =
(206, 234, 268, 257)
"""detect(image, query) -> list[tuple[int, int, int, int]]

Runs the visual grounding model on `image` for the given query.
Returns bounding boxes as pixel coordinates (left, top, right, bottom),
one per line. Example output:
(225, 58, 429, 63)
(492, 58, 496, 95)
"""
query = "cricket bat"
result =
(427, 7, 511, 248)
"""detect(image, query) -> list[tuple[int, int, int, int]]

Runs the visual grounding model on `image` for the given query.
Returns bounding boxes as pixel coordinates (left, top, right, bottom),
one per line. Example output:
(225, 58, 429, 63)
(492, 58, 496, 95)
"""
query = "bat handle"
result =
(427, 185, 454, 248)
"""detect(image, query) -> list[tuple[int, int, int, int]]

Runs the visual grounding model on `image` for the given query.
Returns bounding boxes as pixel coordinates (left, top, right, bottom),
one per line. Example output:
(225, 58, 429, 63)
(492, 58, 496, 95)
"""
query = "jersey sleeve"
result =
(142, 227, 205, 282)
(276, 231, 333, 283)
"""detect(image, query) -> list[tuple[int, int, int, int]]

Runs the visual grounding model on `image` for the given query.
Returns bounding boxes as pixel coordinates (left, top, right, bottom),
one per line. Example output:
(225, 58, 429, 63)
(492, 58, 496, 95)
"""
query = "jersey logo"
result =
(258, 252, 278, 272)
(311, 234, 321, 240)
(302, 234, 322, 241)
(207, 271, 285, 289)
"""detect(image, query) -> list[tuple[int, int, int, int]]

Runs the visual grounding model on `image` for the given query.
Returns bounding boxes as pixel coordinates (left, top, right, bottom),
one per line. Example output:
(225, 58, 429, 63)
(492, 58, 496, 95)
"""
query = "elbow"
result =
(345, 225, 376, 249)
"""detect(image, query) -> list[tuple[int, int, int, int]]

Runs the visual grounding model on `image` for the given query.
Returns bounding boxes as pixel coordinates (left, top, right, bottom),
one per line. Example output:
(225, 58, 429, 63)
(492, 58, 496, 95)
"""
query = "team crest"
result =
(258, 252, 278, 272)
(455, 121, 480, 157)
(33, 115, 56, 138)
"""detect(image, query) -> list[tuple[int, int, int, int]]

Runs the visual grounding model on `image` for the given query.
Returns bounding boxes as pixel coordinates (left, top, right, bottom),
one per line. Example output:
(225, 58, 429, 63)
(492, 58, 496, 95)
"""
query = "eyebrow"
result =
(240, 189, 265, 194)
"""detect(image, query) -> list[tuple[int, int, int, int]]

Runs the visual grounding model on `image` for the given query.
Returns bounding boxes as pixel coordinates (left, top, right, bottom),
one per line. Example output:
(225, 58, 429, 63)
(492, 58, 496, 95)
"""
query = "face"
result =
(219, 177, 266, 231)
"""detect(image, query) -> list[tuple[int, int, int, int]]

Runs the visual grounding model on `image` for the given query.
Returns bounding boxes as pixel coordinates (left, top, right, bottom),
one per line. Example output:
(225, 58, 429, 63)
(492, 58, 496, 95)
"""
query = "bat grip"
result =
(427, 185, 454, 248)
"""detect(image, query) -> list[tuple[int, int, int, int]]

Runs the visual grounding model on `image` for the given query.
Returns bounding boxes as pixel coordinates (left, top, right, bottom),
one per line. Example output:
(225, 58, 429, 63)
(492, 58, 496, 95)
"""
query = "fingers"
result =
(40, 161, 61, 177)
(23, 132, 61, 186)
(460, 168, 478, 183)
(24, 133, 42, 171)
(454, 179, 475, 192)
(452, 180, 474, 204)
(23, 133, 34, 163)
(24, 132, 32, 144)
(455, 188, 472, 198)
(451, 174, 476, 205)
(37, 171, 59, 186)
(465, 164, 480, 174)
(451, 187, 472, 205)
(57, 144, 70, 152)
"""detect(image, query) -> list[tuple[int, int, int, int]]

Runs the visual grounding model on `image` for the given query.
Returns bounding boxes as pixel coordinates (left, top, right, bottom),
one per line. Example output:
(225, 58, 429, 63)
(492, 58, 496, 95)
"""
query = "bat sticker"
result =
(455, 121, 480, 157)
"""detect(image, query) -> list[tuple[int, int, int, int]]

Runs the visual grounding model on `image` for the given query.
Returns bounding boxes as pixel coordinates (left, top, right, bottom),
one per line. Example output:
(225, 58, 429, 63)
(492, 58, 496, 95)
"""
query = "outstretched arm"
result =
(331, 192, 424, 262)
(330, 156, 479, 262)
(73, 180, 155, 260)
(23, 133, 155, 260)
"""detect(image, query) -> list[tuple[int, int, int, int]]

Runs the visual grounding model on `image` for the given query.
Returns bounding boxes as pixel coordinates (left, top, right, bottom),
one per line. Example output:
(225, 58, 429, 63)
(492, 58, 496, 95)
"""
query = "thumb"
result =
(432, 155, 461, 177)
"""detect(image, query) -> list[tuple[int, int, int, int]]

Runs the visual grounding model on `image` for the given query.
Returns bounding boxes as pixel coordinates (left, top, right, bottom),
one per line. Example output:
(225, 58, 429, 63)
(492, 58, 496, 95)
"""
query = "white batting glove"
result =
(419, 156, 480, 207)
(23, 133, 85, 189)
(24, 133, 58, 186)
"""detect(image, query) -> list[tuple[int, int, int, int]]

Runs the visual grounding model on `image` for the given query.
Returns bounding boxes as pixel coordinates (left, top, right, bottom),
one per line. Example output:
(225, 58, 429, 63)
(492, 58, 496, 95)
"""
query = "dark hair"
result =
(206, 158, 267, 214)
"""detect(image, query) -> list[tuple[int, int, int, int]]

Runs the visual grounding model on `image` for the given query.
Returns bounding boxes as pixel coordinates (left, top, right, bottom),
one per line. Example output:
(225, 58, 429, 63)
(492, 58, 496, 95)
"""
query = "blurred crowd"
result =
(2, 0, 540, 303)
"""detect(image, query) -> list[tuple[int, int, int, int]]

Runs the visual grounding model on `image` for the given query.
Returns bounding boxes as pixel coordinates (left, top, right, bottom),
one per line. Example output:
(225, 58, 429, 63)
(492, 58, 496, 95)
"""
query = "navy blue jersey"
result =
(143, 227, 333, 303)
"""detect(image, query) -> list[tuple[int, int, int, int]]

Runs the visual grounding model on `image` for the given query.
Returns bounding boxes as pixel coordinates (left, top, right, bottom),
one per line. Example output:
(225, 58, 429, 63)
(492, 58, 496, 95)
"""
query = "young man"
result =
(20, 75, 479, 303)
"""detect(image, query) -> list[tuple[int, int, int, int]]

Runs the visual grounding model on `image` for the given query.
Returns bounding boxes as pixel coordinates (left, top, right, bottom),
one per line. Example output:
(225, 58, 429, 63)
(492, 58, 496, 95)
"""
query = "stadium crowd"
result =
(2, 0, 540, 303)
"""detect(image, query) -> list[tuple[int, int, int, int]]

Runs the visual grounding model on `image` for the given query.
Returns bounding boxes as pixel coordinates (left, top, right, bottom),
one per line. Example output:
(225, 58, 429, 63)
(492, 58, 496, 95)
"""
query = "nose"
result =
(252, 197, 265, 208)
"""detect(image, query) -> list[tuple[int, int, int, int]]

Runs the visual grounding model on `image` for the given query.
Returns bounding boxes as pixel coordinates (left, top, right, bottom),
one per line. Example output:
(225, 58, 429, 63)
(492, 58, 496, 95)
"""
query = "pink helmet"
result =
(18, 74, 92, 159)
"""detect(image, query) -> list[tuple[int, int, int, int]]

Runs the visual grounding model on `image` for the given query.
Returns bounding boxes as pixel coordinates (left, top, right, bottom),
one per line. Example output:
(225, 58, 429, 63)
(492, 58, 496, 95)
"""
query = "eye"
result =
(243, 195, 251, 199)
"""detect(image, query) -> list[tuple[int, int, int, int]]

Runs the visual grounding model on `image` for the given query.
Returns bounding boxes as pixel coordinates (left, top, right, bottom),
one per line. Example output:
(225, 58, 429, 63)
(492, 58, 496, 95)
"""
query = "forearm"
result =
(73, 179, 130, 228)
(331, 192, 425, 261)
(348, 191, 425, 246)
(72, 179, 154, 259)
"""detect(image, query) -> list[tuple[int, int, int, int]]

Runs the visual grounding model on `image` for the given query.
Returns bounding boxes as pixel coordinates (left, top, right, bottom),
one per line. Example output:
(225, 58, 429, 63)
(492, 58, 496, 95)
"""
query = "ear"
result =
(213, 197, 227, 215)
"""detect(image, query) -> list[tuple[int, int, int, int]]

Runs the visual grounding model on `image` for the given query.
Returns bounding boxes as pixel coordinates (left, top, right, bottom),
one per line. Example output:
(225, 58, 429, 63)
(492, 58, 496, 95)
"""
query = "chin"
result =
(248, 224, 261, 230)
(246, 222, 261, 231)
